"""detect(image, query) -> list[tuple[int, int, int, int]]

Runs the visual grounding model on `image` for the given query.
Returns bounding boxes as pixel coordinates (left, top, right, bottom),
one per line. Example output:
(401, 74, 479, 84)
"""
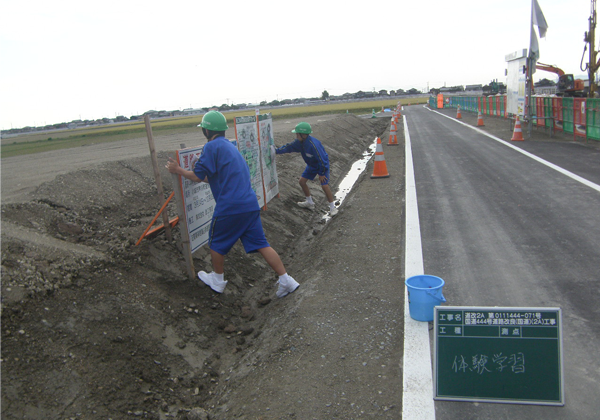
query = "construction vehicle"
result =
(535, 62, 586, 96)
(482, 79, 507, 96)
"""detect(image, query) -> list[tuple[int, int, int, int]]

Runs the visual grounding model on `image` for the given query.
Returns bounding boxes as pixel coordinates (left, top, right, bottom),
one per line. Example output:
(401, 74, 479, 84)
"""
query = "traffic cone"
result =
(371, 137, 390, 178)
(511, 117, 524, 141)
(381, 106, 385, 112)
(456, 105, 462, 119)
(388, 122, 398, 146)
(477, 111, 484, 126)
(371, 109, 376, 118)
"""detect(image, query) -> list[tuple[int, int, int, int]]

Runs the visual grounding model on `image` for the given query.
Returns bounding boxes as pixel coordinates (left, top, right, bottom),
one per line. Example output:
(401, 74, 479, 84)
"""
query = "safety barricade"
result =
(574, 98, 587, 140)
(587, 98, 600, 141)
(552, 98, 564, 132)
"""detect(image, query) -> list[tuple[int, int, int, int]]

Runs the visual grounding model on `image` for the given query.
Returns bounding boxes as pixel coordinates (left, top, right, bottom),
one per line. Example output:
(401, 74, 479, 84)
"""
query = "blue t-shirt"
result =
(193, 136, 260, 216)
(275, 135, 330, 176)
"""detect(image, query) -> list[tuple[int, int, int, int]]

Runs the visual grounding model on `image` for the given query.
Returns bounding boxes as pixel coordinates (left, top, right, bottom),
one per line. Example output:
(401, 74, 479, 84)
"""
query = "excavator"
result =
(535, 63, 586, 97)
(533, 1, 600, 98)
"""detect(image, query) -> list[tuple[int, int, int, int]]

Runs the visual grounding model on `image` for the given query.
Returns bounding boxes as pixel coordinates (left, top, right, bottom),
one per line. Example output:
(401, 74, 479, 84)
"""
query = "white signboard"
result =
(506, 49, 527, 117)
(176, 146, 215, 253)
(258, 113, 279, 203)
(235, 115, 265, 208)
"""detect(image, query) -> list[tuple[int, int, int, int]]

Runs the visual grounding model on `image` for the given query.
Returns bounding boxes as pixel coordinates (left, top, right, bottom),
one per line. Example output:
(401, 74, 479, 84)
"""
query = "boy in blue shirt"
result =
(166, 111, 299, 297)
(273, 122, 338, 216)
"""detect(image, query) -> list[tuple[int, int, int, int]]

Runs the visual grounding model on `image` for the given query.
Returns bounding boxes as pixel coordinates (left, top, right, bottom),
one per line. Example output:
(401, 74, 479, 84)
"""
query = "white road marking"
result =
(429, 107, 600, 193)
(403, 114, 436, 419)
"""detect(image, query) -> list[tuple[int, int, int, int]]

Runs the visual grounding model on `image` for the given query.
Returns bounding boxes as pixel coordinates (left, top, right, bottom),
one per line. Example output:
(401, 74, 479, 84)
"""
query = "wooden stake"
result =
(144, 115, 172, 241)
(171, 172, 196, 280)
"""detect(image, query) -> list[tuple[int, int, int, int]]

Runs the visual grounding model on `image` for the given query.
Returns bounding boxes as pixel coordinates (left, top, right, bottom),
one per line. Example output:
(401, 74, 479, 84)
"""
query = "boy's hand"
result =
(165, 157, 180, 174)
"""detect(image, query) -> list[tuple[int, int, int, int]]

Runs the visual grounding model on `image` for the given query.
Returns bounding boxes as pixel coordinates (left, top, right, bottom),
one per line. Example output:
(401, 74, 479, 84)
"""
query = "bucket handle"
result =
(425, 290, 446, 303)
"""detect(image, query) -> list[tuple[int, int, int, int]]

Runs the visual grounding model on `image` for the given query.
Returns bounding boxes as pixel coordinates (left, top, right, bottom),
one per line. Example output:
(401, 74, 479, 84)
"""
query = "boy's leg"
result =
(297, 177, 315, 209)
(299, 177, 311, 198)
(210, 249, 225, 274)
(257, 247, 286, 276)
(321, 184, 335, 204)
(199, 250, 227, 293)
(320, 173, 338, 216)
(258, 246, 300, 298)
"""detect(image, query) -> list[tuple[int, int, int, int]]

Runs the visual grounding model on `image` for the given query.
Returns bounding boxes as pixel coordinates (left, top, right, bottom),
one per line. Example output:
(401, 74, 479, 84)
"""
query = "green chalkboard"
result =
(434, 306, 564, 405)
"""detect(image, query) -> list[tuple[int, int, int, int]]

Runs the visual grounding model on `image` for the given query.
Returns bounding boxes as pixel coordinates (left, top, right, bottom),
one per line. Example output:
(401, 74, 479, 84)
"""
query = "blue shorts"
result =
(302, 166, 330, 186)
(209, 210, 270, 255)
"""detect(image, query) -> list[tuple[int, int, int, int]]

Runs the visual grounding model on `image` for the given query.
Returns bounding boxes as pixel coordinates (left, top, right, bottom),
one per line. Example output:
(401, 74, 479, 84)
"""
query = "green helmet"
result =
(198, 111, 229, 131)
(292, 122, 312, 134)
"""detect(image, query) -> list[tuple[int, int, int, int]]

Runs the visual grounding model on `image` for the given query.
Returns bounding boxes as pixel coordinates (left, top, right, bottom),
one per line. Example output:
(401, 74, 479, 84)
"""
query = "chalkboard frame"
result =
(433, 306, 564, 406)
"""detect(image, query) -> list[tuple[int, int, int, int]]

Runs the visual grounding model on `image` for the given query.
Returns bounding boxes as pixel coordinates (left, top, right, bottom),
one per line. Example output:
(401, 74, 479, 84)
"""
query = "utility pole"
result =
(585, 0, 599, 97)
(526, 54, 533, 138)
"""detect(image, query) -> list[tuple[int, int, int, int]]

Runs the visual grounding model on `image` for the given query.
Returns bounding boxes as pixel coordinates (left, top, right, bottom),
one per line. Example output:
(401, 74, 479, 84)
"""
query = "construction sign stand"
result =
(135, 192, 179, 245)
(371, 137, 390, 178)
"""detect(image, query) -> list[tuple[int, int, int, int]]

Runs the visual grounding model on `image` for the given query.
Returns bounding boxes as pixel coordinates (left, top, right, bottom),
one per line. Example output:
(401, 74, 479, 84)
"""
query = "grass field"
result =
(1, 97, 426, 157)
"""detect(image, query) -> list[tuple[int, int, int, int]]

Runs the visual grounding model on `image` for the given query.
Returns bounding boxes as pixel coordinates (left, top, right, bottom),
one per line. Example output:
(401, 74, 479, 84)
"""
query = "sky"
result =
(0, 0, 593, 130)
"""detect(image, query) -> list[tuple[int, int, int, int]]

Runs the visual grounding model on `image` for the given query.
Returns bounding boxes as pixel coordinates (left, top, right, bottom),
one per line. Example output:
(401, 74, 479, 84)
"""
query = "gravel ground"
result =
(2, 106, 596, 419)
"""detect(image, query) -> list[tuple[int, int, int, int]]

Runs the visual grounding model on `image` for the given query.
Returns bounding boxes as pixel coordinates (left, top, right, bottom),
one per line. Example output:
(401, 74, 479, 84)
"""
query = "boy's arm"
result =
(165, 157, 206, 183)
(275, 139, 300, 155)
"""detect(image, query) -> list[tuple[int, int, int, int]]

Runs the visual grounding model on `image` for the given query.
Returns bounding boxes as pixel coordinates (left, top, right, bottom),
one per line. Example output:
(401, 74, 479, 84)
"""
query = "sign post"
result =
(144, 115, 172, 241)
(434, 306, 564, 406)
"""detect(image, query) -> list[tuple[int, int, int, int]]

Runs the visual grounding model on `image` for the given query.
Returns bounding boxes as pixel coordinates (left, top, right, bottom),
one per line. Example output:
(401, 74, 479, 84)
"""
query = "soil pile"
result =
(1, 114, 390, 419)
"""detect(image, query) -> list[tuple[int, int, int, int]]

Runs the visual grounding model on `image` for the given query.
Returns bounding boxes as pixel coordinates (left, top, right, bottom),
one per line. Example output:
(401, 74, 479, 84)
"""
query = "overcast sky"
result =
(0, 0, 592, 130)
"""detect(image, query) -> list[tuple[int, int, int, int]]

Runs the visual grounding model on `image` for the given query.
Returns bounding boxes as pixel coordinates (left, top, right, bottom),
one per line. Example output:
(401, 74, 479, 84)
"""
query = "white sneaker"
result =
(297, 201, 315, 210)
(198, 271, 227, 293)
(276, 275, 300, 298)
(329, 206, 339, 216)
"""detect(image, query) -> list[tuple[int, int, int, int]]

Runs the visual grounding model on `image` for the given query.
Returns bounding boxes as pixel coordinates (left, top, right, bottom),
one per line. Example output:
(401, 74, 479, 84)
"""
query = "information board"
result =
(434, 306, 564, 405)
(176, 146, 215, 253)
(258, 113, 279, 203)
(234, 113, 279, 208)
(505, 49, 527, 117)
(235, 115, 265, 208)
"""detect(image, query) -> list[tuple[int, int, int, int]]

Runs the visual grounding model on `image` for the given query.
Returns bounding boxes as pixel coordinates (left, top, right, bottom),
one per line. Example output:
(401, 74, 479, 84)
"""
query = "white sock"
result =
(278, 273, 289, 283)
(214, 272, 225, 282)
(306, 196, 314, 204)
(329, 201, 336, 210)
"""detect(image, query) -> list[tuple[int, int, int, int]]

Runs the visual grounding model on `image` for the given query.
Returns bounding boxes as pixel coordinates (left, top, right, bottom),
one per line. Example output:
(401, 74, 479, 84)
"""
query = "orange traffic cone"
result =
(511, 117, 524, 141)
(388, 122, 398, 146)
(477, 111, 484, 126)
(456, 105, 462, 119)
(371, 137, 390, 178)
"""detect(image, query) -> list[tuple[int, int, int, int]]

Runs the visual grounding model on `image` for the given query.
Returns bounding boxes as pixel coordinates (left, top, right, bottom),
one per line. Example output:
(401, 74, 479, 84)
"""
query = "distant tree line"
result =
(2, 88, 424, 135)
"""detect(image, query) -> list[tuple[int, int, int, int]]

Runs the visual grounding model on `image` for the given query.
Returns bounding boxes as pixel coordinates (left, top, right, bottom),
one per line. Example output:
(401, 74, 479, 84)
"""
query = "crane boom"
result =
(536, 63, 566, 76)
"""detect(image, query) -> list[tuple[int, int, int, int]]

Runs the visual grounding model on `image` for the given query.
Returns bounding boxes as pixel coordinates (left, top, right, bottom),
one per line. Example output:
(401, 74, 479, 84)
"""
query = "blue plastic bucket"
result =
(405, 275, 446, 322)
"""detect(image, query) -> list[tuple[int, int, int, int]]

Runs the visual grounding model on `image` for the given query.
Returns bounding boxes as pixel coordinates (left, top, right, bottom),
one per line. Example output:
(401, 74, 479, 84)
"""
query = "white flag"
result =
(532, 0, 548, 39)
(530, 25, 540, 74)
(529, 0, 547, 73)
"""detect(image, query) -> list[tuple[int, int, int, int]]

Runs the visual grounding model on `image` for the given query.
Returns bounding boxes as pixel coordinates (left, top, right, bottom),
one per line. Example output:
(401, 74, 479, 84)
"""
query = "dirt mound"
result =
(1, 114, 390, 419)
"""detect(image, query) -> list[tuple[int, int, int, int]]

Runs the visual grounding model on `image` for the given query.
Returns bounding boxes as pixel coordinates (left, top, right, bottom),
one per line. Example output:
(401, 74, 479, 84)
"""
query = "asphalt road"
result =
(404, 106, 600, 420)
